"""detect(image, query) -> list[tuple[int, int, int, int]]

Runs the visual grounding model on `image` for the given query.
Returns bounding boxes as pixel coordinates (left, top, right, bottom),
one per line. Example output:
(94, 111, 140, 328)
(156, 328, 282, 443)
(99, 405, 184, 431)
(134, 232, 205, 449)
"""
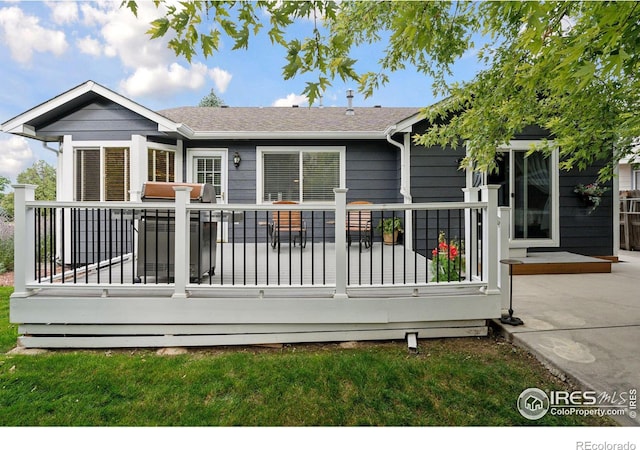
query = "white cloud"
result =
(0, 6, 68, 64)
(79, 2, 113, 27)
(0, 136, 35, 179)
(210, 67, 232, 94)
(77, 2, 230, 99)
(120, 62, 226, 98)
(47, 1, 79, 25)
(76, 35, 102, 57)
(272, 93, 308, 107)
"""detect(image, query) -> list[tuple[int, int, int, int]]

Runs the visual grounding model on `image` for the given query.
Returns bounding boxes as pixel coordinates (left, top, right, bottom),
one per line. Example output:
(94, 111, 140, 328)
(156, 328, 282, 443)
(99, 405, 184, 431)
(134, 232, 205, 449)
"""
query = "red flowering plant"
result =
(430, 231, 464, 282)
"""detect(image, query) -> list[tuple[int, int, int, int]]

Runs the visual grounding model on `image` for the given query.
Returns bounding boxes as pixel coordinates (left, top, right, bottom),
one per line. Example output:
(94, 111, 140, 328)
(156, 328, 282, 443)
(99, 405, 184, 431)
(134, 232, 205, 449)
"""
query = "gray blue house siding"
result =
(187, 139, 402, 243)
(37, 97, 164, 141)
(408, 120, 614, 256)
(543, 165, 614, 256)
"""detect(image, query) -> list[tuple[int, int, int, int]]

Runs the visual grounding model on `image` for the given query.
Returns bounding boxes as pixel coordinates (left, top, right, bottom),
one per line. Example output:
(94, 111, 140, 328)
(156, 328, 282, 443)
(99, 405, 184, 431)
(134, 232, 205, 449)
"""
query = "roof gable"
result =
(1, 81, 182, 140)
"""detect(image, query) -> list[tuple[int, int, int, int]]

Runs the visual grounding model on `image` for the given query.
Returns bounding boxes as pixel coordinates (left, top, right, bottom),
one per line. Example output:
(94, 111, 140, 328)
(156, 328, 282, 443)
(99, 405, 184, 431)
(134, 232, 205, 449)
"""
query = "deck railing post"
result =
(498, 206, 511, 309)
(172, 186, 192, 299)
(481, 185, 500, 294)
(12, 184, 36, 297)
(462, 187, 480, 281)
(333, 188, 349, 299)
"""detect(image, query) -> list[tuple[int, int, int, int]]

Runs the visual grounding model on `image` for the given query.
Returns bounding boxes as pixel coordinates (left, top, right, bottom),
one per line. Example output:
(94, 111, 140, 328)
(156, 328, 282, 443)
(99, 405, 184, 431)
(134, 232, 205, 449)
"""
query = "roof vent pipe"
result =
(346, 89, 355, 115)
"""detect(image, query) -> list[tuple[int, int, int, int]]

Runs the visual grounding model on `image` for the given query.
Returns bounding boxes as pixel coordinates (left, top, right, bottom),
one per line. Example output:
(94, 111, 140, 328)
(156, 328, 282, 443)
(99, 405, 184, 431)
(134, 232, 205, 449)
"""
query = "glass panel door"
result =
(513, 151, 552, 239)
(194, 156, 223, 203)
(191, 152, 227, 242)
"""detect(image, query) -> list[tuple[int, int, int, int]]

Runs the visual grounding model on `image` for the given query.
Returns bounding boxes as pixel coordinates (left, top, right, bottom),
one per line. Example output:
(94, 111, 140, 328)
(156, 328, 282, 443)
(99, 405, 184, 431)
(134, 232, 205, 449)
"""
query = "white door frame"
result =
(187, 148, 228, 241)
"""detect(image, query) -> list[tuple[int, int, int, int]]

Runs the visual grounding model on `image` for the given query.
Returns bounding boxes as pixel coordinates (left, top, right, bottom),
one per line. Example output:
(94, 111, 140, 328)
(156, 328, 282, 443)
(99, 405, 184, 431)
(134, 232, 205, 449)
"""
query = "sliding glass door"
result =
(482, 143, 559, 248)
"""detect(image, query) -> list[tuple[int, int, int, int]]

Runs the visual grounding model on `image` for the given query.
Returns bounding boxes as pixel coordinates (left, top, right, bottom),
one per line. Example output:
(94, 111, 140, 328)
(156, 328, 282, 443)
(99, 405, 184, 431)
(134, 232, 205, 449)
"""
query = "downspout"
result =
(386, 126, 413, 251)
(42, 140, 63, 202)
(385, 126, 412, 204)
(42, 140, 61, 154)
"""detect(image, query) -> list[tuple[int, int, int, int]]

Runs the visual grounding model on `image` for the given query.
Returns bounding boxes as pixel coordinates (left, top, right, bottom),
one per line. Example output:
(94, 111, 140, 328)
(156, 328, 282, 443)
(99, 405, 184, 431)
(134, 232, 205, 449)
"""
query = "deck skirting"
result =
(11, 293, 499, 348)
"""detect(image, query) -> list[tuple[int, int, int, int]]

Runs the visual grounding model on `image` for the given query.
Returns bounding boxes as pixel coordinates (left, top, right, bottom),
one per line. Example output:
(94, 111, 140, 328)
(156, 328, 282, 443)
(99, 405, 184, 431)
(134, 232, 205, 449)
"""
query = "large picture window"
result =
(259, 147, 344, 203)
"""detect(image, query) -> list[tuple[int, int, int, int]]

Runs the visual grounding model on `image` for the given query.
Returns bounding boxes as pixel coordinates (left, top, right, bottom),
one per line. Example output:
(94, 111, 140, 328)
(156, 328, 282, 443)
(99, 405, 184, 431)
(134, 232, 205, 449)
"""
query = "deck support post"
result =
(462, 187, 480, 281)
(481, 185, 500, 295)
(12, 184, 36, 298)
(333, 188, 349, 299)
(172, 186, 192, 299)
(498, 206, 511, 310)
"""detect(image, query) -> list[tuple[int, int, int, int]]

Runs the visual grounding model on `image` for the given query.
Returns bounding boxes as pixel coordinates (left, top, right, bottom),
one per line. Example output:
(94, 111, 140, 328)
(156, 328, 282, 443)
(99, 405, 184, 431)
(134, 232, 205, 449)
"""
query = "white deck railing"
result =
(12, 185, 508, 301)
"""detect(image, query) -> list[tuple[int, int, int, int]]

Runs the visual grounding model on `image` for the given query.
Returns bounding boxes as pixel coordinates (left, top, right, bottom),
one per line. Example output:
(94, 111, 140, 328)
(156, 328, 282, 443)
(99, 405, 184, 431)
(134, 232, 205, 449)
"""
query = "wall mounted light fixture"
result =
(233, 152, 241, 168)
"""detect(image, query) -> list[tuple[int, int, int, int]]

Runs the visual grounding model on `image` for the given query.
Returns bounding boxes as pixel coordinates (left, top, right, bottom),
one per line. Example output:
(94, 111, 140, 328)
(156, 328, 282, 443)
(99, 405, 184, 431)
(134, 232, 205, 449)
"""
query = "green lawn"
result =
(0, 287, 615, 426)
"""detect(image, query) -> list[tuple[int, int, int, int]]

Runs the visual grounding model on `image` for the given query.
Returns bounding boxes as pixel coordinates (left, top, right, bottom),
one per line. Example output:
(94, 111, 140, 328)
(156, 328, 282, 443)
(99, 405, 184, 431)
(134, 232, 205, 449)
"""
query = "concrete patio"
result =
(495, 250, 640, 426)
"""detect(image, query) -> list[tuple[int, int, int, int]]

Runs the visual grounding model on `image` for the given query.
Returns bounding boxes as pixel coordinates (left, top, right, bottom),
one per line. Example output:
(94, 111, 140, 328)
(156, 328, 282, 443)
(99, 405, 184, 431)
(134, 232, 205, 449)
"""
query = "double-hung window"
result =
(258, 146, 345, 203)
(75, 147, 130, 201)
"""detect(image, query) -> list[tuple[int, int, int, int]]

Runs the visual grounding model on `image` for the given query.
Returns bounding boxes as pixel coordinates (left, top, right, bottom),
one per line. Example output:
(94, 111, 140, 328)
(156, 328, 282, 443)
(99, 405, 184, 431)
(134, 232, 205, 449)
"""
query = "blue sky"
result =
(0, 1, 482, 182)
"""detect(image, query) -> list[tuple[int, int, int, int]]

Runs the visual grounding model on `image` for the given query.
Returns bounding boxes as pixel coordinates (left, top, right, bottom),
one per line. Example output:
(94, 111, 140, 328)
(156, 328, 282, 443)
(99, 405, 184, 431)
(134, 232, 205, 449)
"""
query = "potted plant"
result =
(376, 217, 403, 245)
(574, 182, 608, 214)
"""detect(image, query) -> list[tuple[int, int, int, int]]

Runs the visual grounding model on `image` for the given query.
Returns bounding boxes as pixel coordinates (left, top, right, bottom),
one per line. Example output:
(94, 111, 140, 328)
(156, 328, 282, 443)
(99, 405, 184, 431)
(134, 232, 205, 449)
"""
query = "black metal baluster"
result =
(436, 209, 441, 283)
(96, 209, 101, 285)
(61, 208, 65, 284)
(380, 211, 384, 285)
(254, 210, 258, 286)
(142, 209, 147, 284)
(219, 206, 224, 286)
(265, 210, 270, 286)
(413, 208, 417, 284)
(392, 210, 396, 285)
(231, 210, 236, 286)
(108, 209, 112, 285)
(72, 208, 77, 284)
(299, 211, 303, 286)
(311, 211, 315, 285)
(458, 208, 463, 282)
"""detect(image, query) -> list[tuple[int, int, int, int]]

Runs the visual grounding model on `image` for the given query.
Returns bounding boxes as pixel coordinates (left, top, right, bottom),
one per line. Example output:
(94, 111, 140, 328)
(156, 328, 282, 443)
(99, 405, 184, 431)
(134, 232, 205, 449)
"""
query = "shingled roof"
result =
(158, 106, 420, 134)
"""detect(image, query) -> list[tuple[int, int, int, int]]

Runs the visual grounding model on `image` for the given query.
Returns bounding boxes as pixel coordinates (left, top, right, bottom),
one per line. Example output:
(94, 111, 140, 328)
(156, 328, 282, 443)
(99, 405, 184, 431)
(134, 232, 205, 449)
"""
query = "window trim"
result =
(256, 146, 346, 204)
(186, 148, 228, 203)
(73, 141, 131, 202)
(148, 147, 176, 183)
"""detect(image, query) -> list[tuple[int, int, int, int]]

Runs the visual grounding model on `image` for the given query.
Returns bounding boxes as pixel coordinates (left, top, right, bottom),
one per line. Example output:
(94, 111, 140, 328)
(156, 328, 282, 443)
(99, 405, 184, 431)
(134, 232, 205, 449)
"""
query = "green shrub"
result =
(0, 235, 13, 274)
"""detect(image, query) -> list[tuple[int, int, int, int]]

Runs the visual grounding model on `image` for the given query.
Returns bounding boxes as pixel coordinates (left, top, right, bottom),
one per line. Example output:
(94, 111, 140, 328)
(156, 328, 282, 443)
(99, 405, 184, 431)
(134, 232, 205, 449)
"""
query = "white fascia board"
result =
(188, 131, 385, 140)
(3, 124, 36, 136)
(2, 82, 94, 132)
(390, 111, 423, 133)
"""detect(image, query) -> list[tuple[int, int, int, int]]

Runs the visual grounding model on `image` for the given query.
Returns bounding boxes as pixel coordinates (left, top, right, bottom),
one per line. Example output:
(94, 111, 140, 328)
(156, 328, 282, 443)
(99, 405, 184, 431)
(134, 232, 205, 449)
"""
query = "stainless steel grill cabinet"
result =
(137, 182, 217, 282)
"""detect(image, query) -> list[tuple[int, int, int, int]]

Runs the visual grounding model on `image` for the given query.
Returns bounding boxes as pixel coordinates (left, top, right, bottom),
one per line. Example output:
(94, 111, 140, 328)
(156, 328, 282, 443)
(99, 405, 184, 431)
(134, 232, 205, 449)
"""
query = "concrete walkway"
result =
(494, 250, 640, 426)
